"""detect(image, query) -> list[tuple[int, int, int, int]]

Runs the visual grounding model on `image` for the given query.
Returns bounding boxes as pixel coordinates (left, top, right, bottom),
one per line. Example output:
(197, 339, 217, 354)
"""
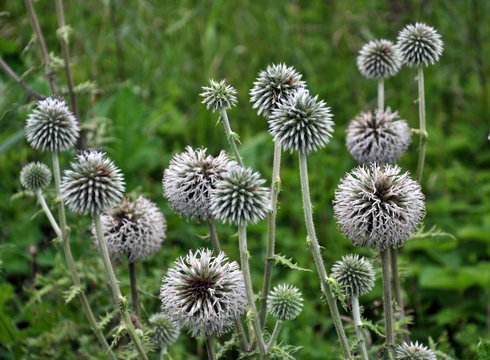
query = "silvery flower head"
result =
(346, 107, 412, 164)
(397, 23, 444, 67)
(148, 313, 180, 349)
(25, 97, 79, 152)
(396, 341, 436, 360)
(269, 89, 334, 154)
(61, 150, 125, 215)
(200, 79, 238, 113)
(210, 166, 270, 226)
(20, 162, 52, 191)
(331, 254, 375, 297)
(163, 147, 236, 221)
(160, 248, 246, 338)
(95, 196, 166, 262)
(357, 39, 402, 79)
(249, 63, 306, 118)
(267, 284, 303, 321)
(333, 164, 425, 249)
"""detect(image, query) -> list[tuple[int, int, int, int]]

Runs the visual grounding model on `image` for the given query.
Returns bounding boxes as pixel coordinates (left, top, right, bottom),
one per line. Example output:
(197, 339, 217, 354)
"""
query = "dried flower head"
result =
(346, 107, 411, 164)
(331, 254, 375, 297)
(200, 79, 238, 112)
(61, 150, 125, 215)
(333, 164, 425, 249)
(268, 284, 303, 321)
(148, 313, 180, 349)
(397, 23, 444, 67)
(357, 39, 402, 79)
(160, 248, 246, 338)
(20, 162, 52, 191)
(396, 341, 436, 360)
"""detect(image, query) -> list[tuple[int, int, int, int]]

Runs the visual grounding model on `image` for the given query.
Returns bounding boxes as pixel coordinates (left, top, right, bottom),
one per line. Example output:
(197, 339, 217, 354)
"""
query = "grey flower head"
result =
(397, 23, 444, 67)
(95, 196, 166, 262)
(61, 150, 125, 215)
(396, 341, 436, 360)
(331, 254, 375, 297)
(210, 166, 270, 226)
(20, 162, 52, 191)
(148, 313, 180, 349)
(267, 284, 303, 321)
(269, 89, 334, 154)
(346, 107, 412, 164)
(163, 147, 236, 221)
(333, 164, 425, 249)
(249, 63, 306, 118)
(25, 97, 79, 152)
(200, 79, 238, 113)
(160, 248, 246, 338)
(357, 39, 402, 79)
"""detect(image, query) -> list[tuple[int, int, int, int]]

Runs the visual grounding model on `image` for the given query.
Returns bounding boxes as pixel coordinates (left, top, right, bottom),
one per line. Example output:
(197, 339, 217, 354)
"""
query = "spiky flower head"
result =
(160, 248, 246, 338)
(210, 166, 270, 226)
(397, 23, 444, 67)
(396, 341, 436, 360)
(95, 196, 166, 262)
(249, 63, 306, 118)
(20, 162, 52, 191)
(346, 107, 411, 164)
(163, 147, 236, 221)
(61, 150, 125, 215)
(269, 89, 334, 154)
(357, 39, 402, 79)
(331, 254, 375, 297)
(268, 284, 303, 321)
(333, 164, 425, 249)
(200, 79, 238, 113)
(148, 313, 180, 349)
(25, 97, 79, 152)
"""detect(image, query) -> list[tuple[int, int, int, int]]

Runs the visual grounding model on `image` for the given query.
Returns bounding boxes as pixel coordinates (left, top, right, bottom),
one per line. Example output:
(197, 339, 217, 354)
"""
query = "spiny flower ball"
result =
(25, 97, 79, 152)
(397, 23, 444, 67)
(163, 147, 236, 221)
(200, 79, 238, 113)
(210, 166, 270, 226)
(160, 248, 246, 338)
(331, 254, 375, 297)
(269, 89, 334, 154)
(267, 284, 304, 321)
(333, 164, 425, 249)
(357, 39, 402, 79)
(95, 196, 166, 262)
(346, 107, 411, 164)
(396, 341, 436, 360)
(20, 162, 52, 191)
(249, 63, 306, 118)
(148, 313, 180, 349)
(61, 150, 125, 215)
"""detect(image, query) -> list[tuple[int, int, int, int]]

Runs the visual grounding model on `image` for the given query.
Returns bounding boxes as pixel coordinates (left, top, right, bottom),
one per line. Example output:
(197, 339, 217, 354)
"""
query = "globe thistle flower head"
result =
(25, 97, 79, 152)
(160, 248, 246, 338)
(249, 63, 306, 118)
(331, 254, 375, 297)
(333, 163, 425, 249)
(357, 39, 402, 79)
(396, 341, 436, 360)
(20, 162, 52, 191)
(148, 313, 180, 349)
(200, 79, 238, 113)
(268, 89, 334, 154)
(61, 150, 125, 215)
(346, 107, 412, 164)
(267, 284, 303, 321)
(397, 23, 444, 67)
(210, 166, 270, 226)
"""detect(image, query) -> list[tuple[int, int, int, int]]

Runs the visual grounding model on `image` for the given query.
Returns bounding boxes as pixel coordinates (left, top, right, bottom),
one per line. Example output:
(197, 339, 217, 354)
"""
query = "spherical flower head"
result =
(200, 79, 238, 113)
(333, 164, 425, 249)
(346, 107, 412, 164)
(267, 284, 303, 321)
(95, 196, 166, 262)
(397, 23, 444, 67)
(20, 162, 52, 191)
(61, 150, 125, 215)
(331, 254, 375, 297)
(160, 248, 246, 338)
(249, 63, 306, 118)
(25, 97, 79, 152)
(396, 341, 436, 360)
(210, 166, 270, 226)
(148, 313, 180, 349)
(357, 39, 402, 79)
(163, 147, 236, 221)
(269, 89, 334, 154)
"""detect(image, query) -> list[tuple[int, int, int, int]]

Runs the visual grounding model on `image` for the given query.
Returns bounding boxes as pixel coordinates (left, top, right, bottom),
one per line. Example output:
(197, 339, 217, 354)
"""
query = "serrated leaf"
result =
(98, 309, 118, 330)
(269, 253, 312, 272)
(361, 319, 384, 337)
(63, 285, 82, 304)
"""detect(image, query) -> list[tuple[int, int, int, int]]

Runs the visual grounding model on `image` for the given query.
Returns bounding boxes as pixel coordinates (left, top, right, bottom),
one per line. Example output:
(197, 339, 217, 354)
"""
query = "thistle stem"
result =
(352, 296, 369, 360)
(416, 65, 427, 183)
(266, 320, 283, 352)
(378, 77, 384, 110)
(206, 336, 216, 360)
(381, 249, 394, 352)
(36, 190, 61, 238)
(219, 107, 244, 167)
(128, 260, 141, 327)
(390, 247, 408, 341)
(0, 57, 44, 100)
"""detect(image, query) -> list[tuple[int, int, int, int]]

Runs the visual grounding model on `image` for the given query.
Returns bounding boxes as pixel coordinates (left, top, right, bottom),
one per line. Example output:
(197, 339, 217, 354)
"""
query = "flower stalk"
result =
(378, 77, 384, 110)
(219, 107, 244, 167)
(206, 336, 217, 360)
(266, 320, 283, 352)
(416, 65, 427, 183)
(381, 249, 394, 352)
(128, 261, 141, 327)
(352, 295, 369, 360)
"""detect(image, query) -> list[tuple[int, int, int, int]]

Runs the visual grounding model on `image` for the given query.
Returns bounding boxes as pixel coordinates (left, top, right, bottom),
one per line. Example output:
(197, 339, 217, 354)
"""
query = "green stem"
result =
(390, 247, 408, 341)
(378, 77, 384, 110)
(36, 190, 61, 238)
(381, 249, 394, 352)
(266, 320, 283, 352)
(219, 107, 244, 167)
(206, 336, 216, 360)
(129, 261, 141, 326)
(352, 296, 369, 360)
(206, 214, 221, 253)
(416, 65, 426, 183)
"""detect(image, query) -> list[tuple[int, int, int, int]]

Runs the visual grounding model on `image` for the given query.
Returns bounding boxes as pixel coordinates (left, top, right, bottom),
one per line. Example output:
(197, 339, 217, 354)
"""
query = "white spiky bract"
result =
(333, 164, 425, 249)
(267, 284, 304, 321)
(396, 341, 436, 360)
(397, 23, 444, 67)
(20, 162, 52, 191)
(357, 39, 402, 79)
(25, 97, 79, 152)
(148, 313, 180, 349)
(61, 150, 125, 215)
(200, 79, 238, 113)
(160, 248, 246, 338)
(331, 254, 375, 297)
(346, 107, 412, 164)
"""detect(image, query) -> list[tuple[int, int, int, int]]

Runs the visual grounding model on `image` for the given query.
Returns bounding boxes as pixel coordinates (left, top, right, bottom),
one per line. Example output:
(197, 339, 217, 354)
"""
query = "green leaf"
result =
(63, 285, 82, 304)
(269, 253, 312, 272)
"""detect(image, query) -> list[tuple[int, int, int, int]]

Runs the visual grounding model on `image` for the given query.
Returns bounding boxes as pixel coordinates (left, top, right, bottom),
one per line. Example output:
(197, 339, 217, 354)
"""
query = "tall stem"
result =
(128, 261, 141, 326)
(352, 296, 369, 360)
(378, 77, 384, 110)
(206, 336, 216, 360)
(298, 152, 351, 359)
(219, 107, 244, 167)
(36, 190, 61, 238)
(381, 249, 394, 352)
(266, 320, 283, 352)
(416, 65, 426, 183)
(0, 57, 44, 100)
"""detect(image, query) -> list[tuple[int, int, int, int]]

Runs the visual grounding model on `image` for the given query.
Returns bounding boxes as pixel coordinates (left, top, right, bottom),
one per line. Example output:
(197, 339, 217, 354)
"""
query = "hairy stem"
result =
(390, 247, 408, 341)
(378, 77, 384, 110)
(352, 296, 369, 360)
(381, 249, 394, 352)
(129, 261, 141, 327)
(266, 320, 283, 352)
(36, 190, 61, 238)
(206, 336, 216, 360)
(0, 57, 44, 100)
(416, 65, 427, 183)
(219, 107, 244, 167)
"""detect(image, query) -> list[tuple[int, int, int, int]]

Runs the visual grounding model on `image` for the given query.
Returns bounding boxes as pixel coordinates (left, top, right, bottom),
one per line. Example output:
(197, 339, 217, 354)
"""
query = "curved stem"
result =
(129, 261, 141, 327)
(219, 107, 244, 167)
(381, 249, 394, 353)
(36, 190, 61, 238)
(206, 336, 216, 360)
(352, 296, 369, 360)
(416, 65, 426, 183)
(378, 77, 384, 110)
(266, 320, 283, 352)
